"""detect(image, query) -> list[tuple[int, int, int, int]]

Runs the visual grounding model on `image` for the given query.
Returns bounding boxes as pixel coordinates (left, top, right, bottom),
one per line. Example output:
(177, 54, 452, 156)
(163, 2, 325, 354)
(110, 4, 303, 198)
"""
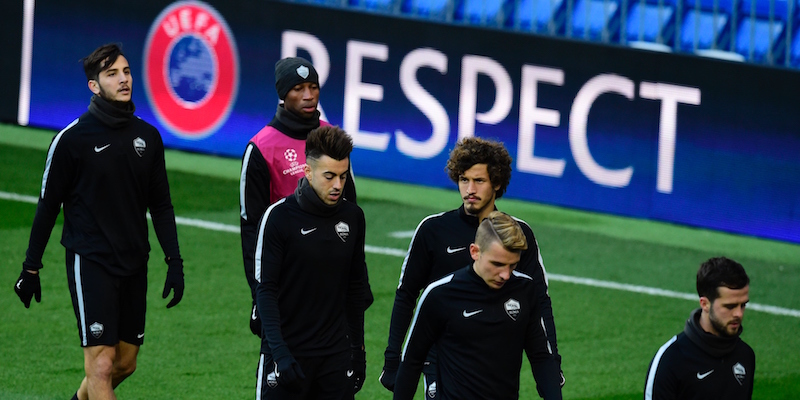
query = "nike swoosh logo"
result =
(347, 370, 354, 377)
(462, 309, 483, 318)
(697, 370, 714, 379)
(300, 227, 317, 235)
(252, 307, 258, 320)
(94, 144, 111, 153)
(447, 246, 466, 254)
(16, 279, 22, 290)
(137, 333, 145, 339)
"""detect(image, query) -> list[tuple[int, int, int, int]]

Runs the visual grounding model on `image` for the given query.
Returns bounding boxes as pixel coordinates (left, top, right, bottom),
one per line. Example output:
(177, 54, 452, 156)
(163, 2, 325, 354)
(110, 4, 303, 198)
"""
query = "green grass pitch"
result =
(1, 123, 799, 399)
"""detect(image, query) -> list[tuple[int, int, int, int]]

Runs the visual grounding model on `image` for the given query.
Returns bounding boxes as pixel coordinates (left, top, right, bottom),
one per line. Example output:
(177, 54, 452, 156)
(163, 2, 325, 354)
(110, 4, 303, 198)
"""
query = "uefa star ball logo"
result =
(143, 1, 239, 139)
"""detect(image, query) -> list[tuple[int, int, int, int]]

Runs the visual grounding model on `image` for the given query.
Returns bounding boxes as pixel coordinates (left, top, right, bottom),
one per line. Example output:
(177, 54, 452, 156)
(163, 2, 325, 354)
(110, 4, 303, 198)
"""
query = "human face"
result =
(304, 155, 349, 206)
(283, 82, 320, 119)
(470, 241, 520, 289)
(459, 163, 500, 221)
(700, 285, 749, 337)
(88, 55, 132, 102)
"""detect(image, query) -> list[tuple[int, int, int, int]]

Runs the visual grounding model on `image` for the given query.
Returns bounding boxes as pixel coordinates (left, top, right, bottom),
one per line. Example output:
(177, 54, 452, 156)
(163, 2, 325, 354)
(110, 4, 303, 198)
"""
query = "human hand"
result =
(14, 270, 41, 308)
(273, 351, 305, 392)
(379, 356, 399, 392)
(162, 257, 184, 308)
(250, 302, 261, 336)
(349, 346, 367, 393)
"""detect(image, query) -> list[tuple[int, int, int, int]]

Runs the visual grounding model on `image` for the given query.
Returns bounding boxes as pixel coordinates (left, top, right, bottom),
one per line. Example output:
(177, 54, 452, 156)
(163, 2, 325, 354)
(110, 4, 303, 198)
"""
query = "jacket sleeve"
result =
(148, 132, 181, 260)
(24, 131, 74, 271)
(240, 143, 271, 299)
(346, 209, 368, 347)
(393, 285, 444, 400)
(525, 287, 563, 400)
(254, 206, 288, 354)
(519, 223, 560, 367)
(643, 340, 680, 400)
(384, 220, 434, 363)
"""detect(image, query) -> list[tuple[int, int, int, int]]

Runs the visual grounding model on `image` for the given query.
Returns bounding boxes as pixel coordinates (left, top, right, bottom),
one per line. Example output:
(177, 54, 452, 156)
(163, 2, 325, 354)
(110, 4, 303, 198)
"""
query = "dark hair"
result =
(305, 125, 353, 162)
(82, 43, 124, 81)
(696, 257, 750, 302)
(445, 137, 513, 199)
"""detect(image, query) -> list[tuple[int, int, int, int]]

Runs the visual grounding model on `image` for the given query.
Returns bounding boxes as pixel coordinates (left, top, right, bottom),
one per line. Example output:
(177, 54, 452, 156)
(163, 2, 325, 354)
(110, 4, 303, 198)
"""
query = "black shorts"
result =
(256, 349, 349, 400)
(66, 251, 147, 347)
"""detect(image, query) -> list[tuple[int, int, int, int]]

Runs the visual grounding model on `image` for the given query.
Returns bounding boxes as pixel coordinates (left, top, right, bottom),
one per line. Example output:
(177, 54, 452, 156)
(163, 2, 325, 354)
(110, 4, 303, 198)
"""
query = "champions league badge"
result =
(143, 1, 239, 139)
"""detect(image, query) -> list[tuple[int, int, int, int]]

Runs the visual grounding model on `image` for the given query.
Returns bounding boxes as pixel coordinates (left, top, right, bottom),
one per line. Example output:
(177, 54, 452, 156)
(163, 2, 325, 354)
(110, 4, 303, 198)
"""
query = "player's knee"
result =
(86, 353, 115, 379)
(113, 357, 137, 380)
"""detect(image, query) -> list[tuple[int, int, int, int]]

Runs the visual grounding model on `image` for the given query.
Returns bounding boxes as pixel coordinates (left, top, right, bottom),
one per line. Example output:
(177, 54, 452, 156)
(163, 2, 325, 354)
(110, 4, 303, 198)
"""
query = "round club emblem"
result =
(143, 1, 239, 139)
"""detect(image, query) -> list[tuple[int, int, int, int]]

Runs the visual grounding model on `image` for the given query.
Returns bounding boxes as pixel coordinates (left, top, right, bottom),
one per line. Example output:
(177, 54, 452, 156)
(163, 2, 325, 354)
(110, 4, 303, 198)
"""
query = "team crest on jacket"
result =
(133, 137, 146, 157)
(143, 1, 239, 139)
(505, 299, 520, 321)
(335, 221, 350, 242)
(89, 322, 104, 338)
(732, 362, 746, 385)
(266, 370, 278, 388)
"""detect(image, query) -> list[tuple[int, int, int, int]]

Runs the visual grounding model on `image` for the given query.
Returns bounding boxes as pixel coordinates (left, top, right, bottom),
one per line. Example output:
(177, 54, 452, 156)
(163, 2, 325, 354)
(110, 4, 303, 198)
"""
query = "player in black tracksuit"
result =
(644, 309, 755, 400)
(393, 212, 562, 400)
(13, 44, 184, 400)
(254, 126, 368, 399)
(381, 138, 561, 398)
(644, 257, 754, 400)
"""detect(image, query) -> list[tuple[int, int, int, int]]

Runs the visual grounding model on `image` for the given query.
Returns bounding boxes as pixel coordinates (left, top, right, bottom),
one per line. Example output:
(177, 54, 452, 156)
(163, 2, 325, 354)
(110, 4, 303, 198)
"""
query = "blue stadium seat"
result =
(511, 0, 566, 33)
(402, 0, 453, 19)
(349, 0, 397, 11)
(733, 0, 789, 62)
(568, 0, 621, 41)
(455, 0, 512, 26)
(676, 0, 735, 51)
(625, 0, 678, 44)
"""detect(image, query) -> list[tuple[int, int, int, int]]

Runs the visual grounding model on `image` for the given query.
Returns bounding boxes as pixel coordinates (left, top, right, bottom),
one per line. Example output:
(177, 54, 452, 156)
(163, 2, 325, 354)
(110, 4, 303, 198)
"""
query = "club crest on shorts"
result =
(733, 362, 746, 385)
(505, 298, 521, 321)
(133, 137, 146, 157)
(426, 380, 437, 398)
(143, 1, 239, 139)
(267, 370, 278, 388)
(89, 322, 104, 338)
(335, 221, 350, 242)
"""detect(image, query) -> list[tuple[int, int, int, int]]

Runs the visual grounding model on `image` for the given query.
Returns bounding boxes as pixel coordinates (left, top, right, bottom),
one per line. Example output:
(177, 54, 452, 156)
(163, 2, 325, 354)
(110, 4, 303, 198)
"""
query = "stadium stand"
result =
(282, 0, 800, 69)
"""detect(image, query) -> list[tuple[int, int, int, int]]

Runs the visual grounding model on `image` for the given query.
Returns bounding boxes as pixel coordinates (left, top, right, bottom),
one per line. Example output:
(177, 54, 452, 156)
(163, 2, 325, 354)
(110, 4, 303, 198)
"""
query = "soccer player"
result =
(380, 137, 563, 398)
(13, 43, 185, 400)
(239, 56, 358, 337)
(644, 257, 755, 400)
(254, 125, 369, 399)
(393, 211, 562, 399)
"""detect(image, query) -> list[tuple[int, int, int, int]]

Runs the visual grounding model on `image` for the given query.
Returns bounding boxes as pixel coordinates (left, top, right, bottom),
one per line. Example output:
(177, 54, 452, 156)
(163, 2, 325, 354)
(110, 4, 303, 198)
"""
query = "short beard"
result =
(709, 308, 741, 338)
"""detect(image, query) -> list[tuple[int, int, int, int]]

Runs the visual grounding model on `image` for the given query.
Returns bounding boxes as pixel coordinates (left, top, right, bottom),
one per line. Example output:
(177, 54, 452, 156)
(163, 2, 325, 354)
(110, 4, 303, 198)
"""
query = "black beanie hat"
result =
(274, 57, 319, 100)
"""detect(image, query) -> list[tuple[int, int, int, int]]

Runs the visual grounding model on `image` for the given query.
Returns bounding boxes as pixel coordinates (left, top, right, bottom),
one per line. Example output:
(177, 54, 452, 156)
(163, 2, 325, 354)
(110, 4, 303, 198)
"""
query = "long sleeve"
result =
(24, 129, 74, 270)
(254, 203, 288, 354)
(240, 143, 272, 298)
(385, 220, 435, 362)
(525, 293, 563, 400)
(346, 209, 368, 347)
(148, 134, 180, 259)
(393, 284, 445, 400)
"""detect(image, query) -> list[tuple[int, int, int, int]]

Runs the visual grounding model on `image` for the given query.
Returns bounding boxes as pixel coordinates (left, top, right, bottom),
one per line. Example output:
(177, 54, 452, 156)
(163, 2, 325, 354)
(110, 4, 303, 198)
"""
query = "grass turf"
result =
(1, 123, 799, 399)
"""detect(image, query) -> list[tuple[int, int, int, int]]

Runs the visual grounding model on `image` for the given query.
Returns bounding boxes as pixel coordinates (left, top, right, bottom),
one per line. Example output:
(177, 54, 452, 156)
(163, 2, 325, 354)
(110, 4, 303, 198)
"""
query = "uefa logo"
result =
(143, 1, 239, 139)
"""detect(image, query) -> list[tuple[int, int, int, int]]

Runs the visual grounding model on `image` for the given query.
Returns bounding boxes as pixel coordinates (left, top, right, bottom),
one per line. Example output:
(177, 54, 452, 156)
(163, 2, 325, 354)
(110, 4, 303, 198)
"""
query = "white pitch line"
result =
(389, 230, 416, 239)
(3, 190, 799, 318)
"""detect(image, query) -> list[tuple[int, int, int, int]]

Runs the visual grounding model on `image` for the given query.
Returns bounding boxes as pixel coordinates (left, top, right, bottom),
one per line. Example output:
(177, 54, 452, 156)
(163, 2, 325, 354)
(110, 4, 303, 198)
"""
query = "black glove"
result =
(162, 257, 184, 308)
(273, 348, 305, 392)
(348, 346, 367, 393)
(250, 302, 261, 337)
(379, 356, 399, 392)
(14, 270, 41, 308)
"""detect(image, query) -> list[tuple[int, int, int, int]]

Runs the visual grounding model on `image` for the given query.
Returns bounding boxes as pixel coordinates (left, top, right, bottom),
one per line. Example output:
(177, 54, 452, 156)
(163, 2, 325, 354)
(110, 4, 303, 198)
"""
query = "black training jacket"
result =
(255, 178, 368, 358)
(394, 266, 562, 400)
(385, 206, 560, 369)
(644, 308, 755, 400)
(24, 111, 180, 275)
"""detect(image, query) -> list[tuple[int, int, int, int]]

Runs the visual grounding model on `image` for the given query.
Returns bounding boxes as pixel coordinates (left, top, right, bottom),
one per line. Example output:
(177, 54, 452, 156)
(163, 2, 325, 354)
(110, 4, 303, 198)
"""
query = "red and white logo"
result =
(143, 1, 239, 139)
